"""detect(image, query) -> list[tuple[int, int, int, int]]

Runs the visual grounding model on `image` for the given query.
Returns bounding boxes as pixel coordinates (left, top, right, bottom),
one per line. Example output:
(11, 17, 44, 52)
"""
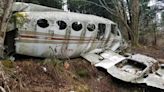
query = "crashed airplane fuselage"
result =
(5, 2, 124, 58)
(4, 2, 164, 90)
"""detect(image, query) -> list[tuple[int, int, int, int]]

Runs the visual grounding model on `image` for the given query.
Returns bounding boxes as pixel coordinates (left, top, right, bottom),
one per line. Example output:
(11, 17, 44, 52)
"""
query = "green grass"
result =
(76, 68, 89, 78)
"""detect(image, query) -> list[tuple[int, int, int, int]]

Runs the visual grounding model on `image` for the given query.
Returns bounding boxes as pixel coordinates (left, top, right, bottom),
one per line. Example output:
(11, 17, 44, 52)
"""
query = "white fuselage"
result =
(13, 11, 122, 58)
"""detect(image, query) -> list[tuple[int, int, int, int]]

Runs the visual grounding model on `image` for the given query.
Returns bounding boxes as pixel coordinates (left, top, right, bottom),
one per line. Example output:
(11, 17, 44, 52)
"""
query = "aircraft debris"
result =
(82, 49, 164, 89)
(1, 2, 163, 90)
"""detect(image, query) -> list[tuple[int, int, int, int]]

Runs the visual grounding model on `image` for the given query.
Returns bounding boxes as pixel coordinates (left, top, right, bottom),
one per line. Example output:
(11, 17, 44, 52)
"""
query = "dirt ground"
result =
(0, 46, 164, 92)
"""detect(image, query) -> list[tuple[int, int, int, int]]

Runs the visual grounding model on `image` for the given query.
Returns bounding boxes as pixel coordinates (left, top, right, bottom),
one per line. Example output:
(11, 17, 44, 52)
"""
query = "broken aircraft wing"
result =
(144, 65, 164, 89)
(81, 49, 126, 69)
(81, 50, 164, 90)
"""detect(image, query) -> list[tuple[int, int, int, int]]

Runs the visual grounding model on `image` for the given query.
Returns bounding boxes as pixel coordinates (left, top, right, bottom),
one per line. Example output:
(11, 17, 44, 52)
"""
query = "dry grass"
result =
(0, 56, 163, 92)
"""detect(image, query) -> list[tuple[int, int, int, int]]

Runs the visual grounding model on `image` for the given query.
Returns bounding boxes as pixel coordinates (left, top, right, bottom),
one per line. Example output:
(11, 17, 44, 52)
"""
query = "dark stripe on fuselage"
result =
(15, 35, 110, 44)
(18, 34, 108, 42)
(19, 31, 93, 39)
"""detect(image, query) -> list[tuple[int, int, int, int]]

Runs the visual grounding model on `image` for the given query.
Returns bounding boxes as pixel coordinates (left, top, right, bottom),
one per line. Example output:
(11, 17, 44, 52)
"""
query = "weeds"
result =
(74, 84, 90, 92)
(43, 58, 63, 67)
(1, 60, 15, 69)
(76, 68, 89, 78)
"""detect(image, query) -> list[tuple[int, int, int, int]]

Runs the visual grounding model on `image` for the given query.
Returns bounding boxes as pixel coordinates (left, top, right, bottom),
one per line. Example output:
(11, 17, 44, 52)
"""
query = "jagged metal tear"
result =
(81, 49, 164, 90)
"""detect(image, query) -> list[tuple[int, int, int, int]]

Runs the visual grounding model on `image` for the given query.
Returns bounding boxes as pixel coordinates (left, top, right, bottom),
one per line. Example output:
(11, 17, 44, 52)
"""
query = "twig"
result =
(0, 62, 11, 92)
(0, 86, 6, 92)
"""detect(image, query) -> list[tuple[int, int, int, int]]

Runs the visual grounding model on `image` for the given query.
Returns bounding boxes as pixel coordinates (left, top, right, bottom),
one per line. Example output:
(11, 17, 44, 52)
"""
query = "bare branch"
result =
(0, 86, 6, 92)
(98, 0, 116, 15)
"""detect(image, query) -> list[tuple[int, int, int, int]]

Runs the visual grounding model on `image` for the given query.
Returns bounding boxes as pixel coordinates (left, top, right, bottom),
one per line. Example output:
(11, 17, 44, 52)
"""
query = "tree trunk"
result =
(0, 0, 14, 57)
(152, 25, 157, 46)
(130, 0, 140, 46)
(0, 0, 13, 36)
(114, 0, 140, 47)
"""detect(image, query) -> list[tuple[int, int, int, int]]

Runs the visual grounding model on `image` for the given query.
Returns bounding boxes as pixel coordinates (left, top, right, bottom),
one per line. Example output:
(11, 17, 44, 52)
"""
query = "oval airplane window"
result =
(72, 22, 83, 31)
(37, 19, 49, 28)
(57, 20, 67, 30)
(87, 24, 95, 32)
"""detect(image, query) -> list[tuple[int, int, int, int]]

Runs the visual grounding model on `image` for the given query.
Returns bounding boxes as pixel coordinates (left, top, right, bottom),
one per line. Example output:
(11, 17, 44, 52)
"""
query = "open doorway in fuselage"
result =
(4, 28, 18, 56)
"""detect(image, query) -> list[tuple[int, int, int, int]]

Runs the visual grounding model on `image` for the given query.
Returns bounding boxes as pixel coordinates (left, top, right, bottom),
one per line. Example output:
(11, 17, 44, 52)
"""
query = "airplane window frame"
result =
(96, 23, 106, 40)
(87, 24, 96, 32)
(72, 22, 83, 31)
(37, 19, 49, 28)
(111, 24, 120, 36)
(111, 24, 117, 34)
(98, 23, 106, 36)
(56, 20, 67, 30)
